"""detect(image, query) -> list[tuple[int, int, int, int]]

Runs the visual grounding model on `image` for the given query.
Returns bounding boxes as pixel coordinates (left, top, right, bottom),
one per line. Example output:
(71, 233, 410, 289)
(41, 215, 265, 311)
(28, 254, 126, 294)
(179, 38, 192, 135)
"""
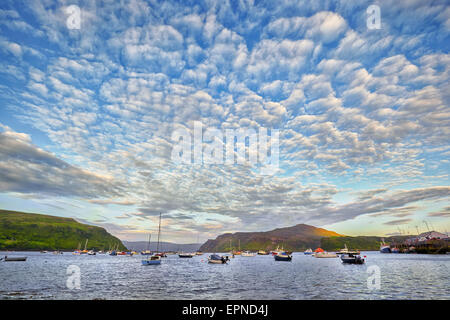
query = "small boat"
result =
(40, 250, 48, 254)
(241, 251, 256, 257)
(274, 252, 292, 261)
(109, 250, 117, 256)
(196, 251, 203, 256)
(208, 254, 228, 264)
(141, 250, 152, 255)
(52, 250, 63, 255)
(178, 252, 196, 258)
(341, 253, 365, 264)
(391, 247, 400, 253)
(142, 213, 163, 266)
(141, 255, 161, 265)
(87, 250, 96, 255)
(304, 248, 313, 255)
(314, 252, 338, 258)
(257, 250, 269, 255)
(2, 256, 27, 262)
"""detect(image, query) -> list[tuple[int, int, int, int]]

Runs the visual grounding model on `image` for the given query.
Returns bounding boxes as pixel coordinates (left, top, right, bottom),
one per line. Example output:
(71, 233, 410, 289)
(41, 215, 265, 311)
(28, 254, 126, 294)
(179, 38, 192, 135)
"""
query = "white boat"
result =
(304, 248, 313, 255)
(241, 251, 256, 257)
(178, 252, 196, 258)
(337, 244, 360, 255)
(314, 252, 338, 258)
(87, 250, 96, 255)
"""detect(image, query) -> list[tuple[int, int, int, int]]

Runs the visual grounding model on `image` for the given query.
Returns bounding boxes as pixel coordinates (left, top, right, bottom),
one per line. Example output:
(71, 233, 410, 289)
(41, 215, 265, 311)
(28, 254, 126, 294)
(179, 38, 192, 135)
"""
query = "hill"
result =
(320, 235, 413, 251)
(123, 241, 201, 252)
(0, 209, 127, 251)
(199, 223, 344, 252)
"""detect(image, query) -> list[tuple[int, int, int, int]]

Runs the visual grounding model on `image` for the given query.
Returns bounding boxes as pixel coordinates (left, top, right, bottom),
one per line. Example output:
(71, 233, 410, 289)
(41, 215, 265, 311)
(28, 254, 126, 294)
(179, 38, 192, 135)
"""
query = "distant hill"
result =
(320, 235, 413, 251)
(0, 209, 127, 251)
(123, 241, 201, 252)
(200, 224, 344, 252)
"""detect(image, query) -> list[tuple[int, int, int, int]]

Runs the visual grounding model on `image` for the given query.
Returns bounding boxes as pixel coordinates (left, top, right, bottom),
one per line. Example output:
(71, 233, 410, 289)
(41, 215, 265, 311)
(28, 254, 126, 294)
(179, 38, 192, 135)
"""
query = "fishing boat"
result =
(1, 256, 27, 262)
(274, 252, 292, 261)
(271, 246, 284, 256)
(257, 250, 269, 255)
(178, 252, 196, 258)
(380, 240, 391, 253)
(314, 248, 338, 258)
(142, 212, 163, 266)
(241, 251, 256, 257)
(341, 253, 365, 264)
(337, 244, 360, 255)
(208, 254, 228, 264)
(304, 248, 313, 255)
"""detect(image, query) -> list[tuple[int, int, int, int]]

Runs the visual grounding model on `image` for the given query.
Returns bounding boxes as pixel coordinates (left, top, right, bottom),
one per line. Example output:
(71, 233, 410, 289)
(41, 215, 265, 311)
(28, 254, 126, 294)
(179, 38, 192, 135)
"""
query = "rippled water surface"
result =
(1, 251, 449, 299)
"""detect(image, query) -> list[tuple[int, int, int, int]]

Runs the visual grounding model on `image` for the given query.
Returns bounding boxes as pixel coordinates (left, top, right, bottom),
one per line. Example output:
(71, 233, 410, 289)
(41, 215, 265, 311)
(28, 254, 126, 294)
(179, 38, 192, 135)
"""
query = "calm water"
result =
(0, 251, 449, 300)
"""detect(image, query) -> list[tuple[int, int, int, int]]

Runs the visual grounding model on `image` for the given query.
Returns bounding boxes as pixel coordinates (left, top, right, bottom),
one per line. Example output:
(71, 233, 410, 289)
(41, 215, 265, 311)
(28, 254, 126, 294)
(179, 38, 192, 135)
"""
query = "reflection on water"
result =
(0, 251, 449, 299)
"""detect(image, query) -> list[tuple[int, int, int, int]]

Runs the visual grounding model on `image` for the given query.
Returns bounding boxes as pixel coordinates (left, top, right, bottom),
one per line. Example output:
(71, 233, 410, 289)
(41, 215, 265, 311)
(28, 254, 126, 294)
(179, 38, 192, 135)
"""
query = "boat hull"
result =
(3, 256, 27, 262)
(141, 259, 161, 265)
(380, 246, 391, 253)
(274, 255, 292, 261)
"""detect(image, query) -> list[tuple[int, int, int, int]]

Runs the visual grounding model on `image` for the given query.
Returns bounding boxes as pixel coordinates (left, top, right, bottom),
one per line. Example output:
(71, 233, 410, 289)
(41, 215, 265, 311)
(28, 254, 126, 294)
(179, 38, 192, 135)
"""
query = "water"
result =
(0, 251, 449, 300)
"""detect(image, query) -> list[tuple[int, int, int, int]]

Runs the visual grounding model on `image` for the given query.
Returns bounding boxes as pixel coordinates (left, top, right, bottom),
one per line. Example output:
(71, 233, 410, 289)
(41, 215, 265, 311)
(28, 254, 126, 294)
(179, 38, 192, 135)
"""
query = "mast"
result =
(156, 212, 161, 253)
(146, 234, 151, 252)
(84, 239, 88, 250)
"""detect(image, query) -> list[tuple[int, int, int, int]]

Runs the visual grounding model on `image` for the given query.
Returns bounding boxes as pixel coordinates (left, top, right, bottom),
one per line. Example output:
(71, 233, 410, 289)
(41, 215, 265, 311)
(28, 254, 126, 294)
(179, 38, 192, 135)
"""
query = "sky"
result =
(0, 0, 449, 243)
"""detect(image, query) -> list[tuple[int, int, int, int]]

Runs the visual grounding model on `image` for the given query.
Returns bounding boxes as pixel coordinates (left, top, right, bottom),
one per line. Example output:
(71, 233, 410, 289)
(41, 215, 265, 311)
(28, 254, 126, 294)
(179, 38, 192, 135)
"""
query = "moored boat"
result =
(257, 250, 269, 255)
(178, 252, 196, 258)
(241, 251, 256, 257)
(142, 212, 163, 266)
(2, 256, 27, 262)
(304, 248, 313, 255)
(341, 253, 365, 264)
(208, 254, 228, 264)
(274, 252, 292, 261)
(314, 251, 338, 258)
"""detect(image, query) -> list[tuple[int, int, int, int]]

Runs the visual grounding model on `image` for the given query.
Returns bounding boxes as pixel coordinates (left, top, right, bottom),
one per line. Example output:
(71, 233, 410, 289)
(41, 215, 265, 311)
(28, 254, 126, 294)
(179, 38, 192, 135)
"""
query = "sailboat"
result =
(141, 234, 152, 255)
(81, 239, 89, 254)
(142, 213, 162, 266)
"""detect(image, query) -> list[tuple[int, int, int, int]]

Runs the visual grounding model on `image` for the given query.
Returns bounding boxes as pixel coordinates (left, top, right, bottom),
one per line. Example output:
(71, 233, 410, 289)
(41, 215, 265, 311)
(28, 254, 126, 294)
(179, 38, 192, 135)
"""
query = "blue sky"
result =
(0, 0, 449, 242)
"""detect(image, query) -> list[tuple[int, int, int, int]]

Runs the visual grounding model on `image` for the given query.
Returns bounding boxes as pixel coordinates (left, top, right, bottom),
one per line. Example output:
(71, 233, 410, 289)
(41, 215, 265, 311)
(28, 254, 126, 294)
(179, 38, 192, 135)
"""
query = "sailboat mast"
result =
(147, 234, 151, 252)
(156, 212, 161, 253)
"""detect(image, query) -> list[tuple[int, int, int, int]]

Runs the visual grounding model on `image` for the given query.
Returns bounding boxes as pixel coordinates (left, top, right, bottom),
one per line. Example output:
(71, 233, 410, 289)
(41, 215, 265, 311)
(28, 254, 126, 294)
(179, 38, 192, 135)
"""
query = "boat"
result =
(274, 252, 292, 261)
(304, 248, 313, 255)
(241, 251, 256, 257)
(314, 249, 338, 258)
(271, 246, 284, 256)
(257, 250, 269, 255)
(80, 239, 89, 254)
(341, 253, 365, 264)
(178, 252, 196, 258)
(196, 251, 203, 256)
(208, 254, 228, 264)
(109, 250, 117, 256)
(52, 250, 63, 255)
(380, 240, 391, 253)
(1, 256, 27, 262)
(141, 250, 152, 255)
(40, 250, 48, 254)
(142, 212, 163, 266)
(87, 250, 96, 255)
(391, 247, 400, 253)
(337, 244, 360, 255)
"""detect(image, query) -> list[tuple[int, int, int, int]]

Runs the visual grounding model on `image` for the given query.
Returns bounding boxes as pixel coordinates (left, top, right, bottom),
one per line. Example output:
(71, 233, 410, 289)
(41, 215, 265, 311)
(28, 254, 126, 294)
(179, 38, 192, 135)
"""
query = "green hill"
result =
(0, 209, 127, 251)
(320, 235, 413, 251)
(199, 224, 344, 252)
